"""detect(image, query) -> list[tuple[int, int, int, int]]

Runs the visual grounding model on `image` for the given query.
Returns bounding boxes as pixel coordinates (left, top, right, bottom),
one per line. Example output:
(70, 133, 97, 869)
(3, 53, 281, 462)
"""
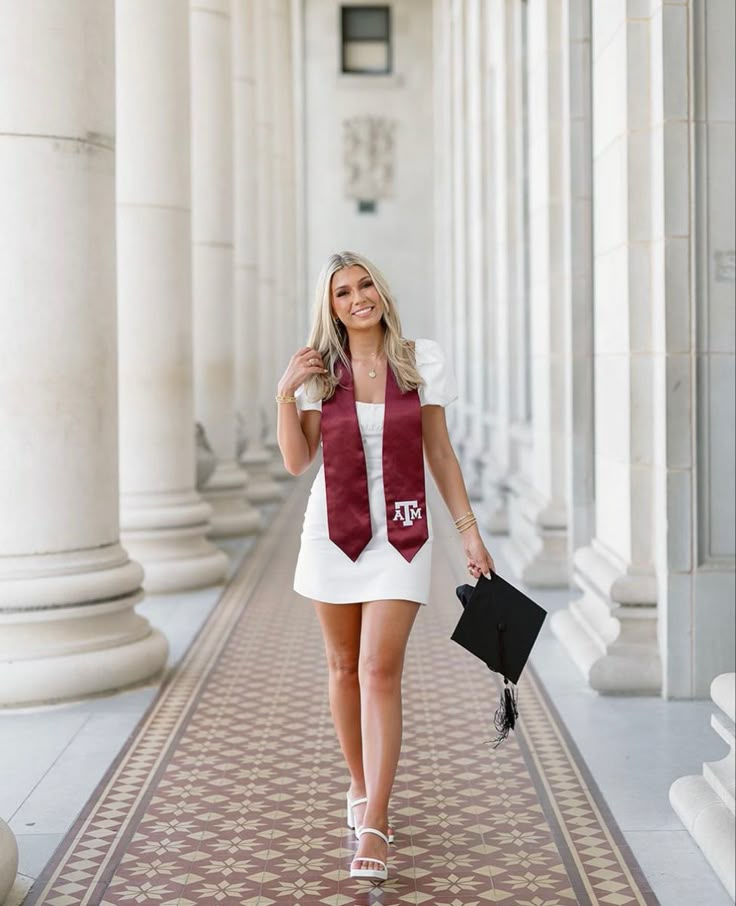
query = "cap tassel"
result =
(491, 678, 519, 749)
(489, 620, 519, 748)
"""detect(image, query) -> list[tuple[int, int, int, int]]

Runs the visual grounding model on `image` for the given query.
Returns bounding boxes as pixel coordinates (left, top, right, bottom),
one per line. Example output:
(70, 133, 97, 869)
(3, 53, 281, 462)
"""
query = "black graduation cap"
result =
(452, 572, 547, 747)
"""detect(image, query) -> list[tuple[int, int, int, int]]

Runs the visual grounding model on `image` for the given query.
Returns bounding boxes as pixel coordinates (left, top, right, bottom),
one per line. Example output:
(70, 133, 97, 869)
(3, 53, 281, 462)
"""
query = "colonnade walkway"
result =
(3, 473, 731, 906)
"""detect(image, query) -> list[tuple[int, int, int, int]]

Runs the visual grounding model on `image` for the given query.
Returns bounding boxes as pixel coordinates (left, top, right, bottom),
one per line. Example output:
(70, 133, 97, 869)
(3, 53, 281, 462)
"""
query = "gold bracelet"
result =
(275, 394, 297, 404)
(454, 512, 476, 528)
(458, 518, 478, 533)
(455, 513, 475, 525)
(456, 513, 477, 527)
(454, 510, 474, 525)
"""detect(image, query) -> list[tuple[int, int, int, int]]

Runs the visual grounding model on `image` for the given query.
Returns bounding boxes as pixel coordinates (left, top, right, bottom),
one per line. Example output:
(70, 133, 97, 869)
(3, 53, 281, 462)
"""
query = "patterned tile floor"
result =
(25, 478, 660, 906)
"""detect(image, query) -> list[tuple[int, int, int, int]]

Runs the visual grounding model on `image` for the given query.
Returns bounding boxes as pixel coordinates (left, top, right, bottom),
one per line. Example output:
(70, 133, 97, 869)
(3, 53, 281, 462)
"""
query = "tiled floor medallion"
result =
(26, 480, 659, 906)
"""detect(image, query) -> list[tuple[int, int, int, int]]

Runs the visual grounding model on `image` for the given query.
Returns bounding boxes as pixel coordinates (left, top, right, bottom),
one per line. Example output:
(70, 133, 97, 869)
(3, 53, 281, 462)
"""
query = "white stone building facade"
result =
(0, 0, 733, 899)
(434, 0, 735, 703)
(432, 0, 735, 894)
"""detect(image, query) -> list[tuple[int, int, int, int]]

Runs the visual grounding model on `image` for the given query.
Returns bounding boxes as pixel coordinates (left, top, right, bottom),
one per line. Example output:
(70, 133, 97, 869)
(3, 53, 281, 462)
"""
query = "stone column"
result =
(266, 0, 295, 482)
(281, 1, 300, 394)
(463, 0, 489, 501)
(0, 1, 168, 706)
(0, 819, 18, 904)
(654, 0, 735, 698)
(551, 1, 662, 693)
(478, 0, 514, 533)
(651, 0, 704, 697)
(255, 0, 276, 447)
(502, 0, 570, 587)
(239, 0, 285, 499)
(291, 0, 309, 351)
(563, 0, 595, 563)
(477, 0, 514, 533)
(190, 0, 262, 535)
(450, 0, 471, 453)
(232, 0, 282, 505)
(670, 673, 735, 900)
(433, 0, 455, 413)
(117, 0, 230, 591)
(504, 1, 536, 543)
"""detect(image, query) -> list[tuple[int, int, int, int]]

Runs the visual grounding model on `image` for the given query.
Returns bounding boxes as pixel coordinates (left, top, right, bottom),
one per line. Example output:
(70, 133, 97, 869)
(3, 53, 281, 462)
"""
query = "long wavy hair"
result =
(303, 251, 424, 403)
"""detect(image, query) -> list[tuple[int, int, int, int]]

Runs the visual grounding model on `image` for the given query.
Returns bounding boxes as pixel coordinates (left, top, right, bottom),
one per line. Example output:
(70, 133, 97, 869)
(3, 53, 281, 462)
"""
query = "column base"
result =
(201, 460, 263, 538)
(121, 490, 229, 593)
(669, 674, 735, 899)
(0, 545, 169, 707)
(0, 625, 169, 708)
(240, 447, 284, 503)
(0, 819, 18, 904)
(670, 777, 735, 900)
(502, 475, 569, 587)
(550, 542, 661, 694)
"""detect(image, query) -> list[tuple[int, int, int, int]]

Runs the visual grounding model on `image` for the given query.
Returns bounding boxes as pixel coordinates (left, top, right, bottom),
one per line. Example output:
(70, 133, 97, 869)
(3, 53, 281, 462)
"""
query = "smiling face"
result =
(330, 265, 384, 330)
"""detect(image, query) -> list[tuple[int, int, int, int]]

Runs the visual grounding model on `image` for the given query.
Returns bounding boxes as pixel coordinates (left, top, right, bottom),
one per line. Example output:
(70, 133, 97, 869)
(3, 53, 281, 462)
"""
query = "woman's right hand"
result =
(278, 347, 328, 397)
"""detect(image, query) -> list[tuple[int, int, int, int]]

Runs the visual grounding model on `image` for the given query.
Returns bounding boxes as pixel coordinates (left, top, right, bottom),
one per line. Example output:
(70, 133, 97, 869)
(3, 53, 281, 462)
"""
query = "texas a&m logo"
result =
(393, 500, 424, 527)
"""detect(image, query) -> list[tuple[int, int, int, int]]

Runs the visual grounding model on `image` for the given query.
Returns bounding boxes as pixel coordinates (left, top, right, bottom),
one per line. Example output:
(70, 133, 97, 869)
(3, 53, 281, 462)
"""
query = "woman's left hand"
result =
(463, 529, 495, 580)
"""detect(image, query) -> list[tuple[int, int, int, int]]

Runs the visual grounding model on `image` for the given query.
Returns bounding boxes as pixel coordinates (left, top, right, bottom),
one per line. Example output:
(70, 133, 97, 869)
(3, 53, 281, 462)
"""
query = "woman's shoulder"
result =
(411, 337, 445, 362)
(295, 382, 323, 412)
(410, 338, 458, 407)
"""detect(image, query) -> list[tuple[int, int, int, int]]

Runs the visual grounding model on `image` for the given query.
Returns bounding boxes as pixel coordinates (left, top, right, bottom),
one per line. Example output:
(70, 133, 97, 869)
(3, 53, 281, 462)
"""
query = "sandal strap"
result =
(357, 826, 389, 845)
(351, 857, 387, 869)
(348, 795, 368, 808)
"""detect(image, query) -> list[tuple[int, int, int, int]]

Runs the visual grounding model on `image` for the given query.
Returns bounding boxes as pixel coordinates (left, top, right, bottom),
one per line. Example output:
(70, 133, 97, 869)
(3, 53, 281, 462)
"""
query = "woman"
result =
(276, 252, 495, 883)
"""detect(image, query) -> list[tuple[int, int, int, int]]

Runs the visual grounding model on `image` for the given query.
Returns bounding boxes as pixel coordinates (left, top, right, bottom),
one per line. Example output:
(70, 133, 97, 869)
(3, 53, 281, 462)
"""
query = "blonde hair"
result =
(303, 251, 424, 403)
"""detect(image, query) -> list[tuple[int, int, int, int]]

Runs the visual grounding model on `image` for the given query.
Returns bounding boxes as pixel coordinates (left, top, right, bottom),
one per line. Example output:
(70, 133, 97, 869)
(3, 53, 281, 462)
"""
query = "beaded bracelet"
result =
(275, 393, 297, 404)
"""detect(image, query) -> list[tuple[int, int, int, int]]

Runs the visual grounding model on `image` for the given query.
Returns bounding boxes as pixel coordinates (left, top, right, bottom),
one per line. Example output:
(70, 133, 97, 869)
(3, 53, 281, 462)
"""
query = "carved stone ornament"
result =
(344, 116, 396, 202)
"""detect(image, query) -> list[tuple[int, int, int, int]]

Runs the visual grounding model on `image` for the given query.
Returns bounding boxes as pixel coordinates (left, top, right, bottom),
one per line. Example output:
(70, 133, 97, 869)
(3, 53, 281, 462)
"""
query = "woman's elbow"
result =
(282, 458, 304, 477)
(282, 453, 313, 476)
(425, 444, 456, 473)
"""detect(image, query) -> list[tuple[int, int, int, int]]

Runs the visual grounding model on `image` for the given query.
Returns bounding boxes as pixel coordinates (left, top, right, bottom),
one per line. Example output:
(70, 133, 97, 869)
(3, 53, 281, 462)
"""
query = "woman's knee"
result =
(313, 601, 362, 681)
(326, 651, 360, 683)
(358, 652, 403, 692)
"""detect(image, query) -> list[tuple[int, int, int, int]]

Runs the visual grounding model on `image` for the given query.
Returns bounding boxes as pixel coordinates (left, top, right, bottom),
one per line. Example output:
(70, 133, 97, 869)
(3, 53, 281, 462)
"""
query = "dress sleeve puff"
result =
(413, 338, 459, 407)
(294, 381, 323, 413)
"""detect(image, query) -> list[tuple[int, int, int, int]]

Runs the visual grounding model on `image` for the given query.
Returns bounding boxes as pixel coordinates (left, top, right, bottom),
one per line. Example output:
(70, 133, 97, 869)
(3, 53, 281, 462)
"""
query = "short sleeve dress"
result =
(292, 338, 458, 605)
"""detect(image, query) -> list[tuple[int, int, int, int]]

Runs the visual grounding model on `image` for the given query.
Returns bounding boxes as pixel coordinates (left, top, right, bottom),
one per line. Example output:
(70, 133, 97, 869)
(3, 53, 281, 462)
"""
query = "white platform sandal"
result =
(350, 826, 389, 882)
(346, 792, 395, 843)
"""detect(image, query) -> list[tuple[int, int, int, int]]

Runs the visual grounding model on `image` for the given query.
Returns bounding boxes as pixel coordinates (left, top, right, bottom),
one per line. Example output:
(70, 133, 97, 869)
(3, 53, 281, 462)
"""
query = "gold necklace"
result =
(354, 352, 383, 379)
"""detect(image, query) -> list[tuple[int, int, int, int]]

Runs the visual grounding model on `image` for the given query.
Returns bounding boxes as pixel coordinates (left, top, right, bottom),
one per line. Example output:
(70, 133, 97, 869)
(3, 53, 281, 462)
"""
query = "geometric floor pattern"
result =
(25, 476, 660, 906)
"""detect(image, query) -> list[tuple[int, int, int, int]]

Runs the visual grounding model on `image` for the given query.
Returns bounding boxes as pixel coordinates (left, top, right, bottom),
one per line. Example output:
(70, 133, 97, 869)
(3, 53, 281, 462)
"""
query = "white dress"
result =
(292, 338, 458, 605)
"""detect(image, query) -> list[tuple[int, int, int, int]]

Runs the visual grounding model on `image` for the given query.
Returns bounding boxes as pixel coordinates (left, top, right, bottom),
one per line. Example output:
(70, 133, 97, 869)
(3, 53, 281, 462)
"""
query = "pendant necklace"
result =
(354, 350, 382, 379)
(368, 355, 382, 379)
(358, 344, 380, 380)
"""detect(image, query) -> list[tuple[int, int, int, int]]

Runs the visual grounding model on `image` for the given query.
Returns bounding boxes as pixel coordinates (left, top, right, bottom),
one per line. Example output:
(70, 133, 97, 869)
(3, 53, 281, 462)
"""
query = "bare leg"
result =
(313, 599, 397, 839)
(352, 598, 421, 873)
(312, 601, 365, 801)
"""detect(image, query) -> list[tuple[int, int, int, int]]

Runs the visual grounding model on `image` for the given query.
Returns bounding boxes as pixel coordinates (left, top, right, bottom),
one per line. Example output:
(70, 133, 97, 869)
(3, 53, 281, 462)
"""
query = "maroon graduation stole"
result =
(321, 356, 429, 563)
